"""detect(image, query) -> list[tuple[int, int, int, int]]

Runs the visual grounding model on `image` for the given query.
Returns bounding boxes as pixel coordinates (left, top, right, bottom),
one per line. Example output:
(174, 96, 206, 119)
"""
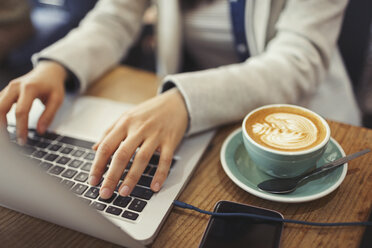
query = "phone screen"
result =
(199, 201, 283, 248)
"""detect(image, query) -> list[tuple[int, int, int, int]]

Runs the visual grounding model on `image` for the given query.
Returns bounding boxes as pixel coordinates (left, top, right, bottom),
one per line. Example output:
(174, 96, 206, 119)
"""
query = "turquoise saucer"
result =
(220, 128, 347, 203)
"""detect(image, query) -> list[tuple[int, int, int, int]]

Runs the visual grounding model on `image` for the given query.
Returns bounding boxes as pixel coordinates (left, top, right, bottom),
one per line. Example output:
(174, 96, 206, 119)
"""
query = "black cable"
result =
(173, 200, 372, 227)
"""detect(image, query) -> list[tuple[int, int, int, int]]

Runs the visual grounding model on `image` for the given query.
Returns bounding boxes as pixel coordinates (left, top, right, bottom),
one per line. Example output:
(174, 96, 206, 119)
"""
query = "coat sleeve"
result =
(161, 0, 348, 135)
(32, 0, 149, 93)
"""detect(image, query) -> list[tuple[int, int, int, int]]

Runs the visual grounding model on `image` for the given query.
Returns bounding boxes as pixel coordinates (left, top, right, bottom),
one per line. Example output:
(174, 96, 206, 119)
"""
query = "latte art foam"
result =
(252, 113, 318, 150)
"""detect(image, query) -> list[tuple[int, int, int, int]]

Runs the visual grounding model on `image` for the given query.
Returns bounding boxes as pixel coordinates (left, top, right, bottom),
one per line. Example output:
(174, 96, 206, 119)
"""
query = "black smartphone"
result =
(199, 201, 284, 248)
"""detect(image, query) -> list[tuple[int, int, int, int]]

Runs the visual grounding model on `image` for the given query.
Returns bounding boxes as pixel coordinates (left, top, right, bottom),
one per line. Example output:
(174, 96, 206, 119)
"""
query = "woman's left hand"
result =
(89, 88, 189, 199)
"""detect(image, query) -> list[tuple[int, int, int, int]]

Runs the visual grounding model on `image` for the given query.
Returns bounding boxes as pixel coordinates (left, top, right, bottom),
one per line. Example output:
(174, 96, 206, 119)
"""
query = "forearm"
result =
(162, 0, 348, 135)
(32, 0, 149, 94)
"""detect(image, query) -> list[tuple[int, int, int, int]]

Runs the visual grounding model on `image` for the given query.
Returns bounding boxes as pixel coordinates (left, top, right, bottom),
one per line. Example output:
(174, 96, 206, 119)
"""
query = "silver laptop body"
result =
(0, 97, 214, 246)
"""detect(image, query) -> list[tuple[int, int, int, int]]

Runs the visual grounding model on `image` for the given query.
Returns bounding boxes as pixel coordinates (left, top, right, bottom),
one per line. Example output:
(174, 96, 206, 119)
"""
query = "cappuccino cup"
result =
(242, 104, 330, 178)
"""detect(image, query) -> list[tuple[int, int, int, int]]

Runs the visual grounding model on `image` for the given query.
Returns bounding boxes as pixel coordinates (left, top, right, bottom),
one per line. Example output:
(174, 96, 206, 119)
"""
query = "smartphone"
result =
(199, 201, 284, 248)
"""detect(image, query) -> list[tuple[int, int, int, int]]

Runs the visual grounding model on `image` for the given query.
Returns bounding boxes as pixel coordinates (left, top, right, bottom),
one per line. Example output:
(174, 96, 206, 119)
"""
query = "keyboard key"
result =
(61, 169, 78, 179)
(125, 161, 132, 170)
(130, 186, 153, 200)
(143, 165, 151, 174)
(61, 147, 73, 154)
(122, 211, 139, 221)
(84, 187, 100, 199)
(103, 165, 109, 174)
(69, 159, 84, 168)
(81, 162, 92, 171)
(91, 202, 107, 211)
(40, 162, 53, 171)
(49, 165, 64, 175)
(48, 144, 62, 152)
(61, 179, 75, 189)
(115, 181, 122, 192)
(75, 172, 89, 182)
(85, 153, 95, 161)
(41, 132, 60, 140)
(26, 138, 39, 146)
(33, 150, 47, 159)
(128, 199, 147, 212)
(146, 155, 176, 167)
(60, 136, 95, 149)
(96, 178, 104, 187)
(120, 171, 128, 180)
(99, 193, 117, 203)
(56, 156, 71, 165)
(149, 154, 160, 165)
(106, 206, 122, 216)
(113, 196, 131, 208)
(138, 175, 152, 188)
(72, 150, 85, 157)
(148, 167, 156, 176)
(44, 153, 59, 162)
(36, 141, 50, 149)
(71, 183, 88, 195)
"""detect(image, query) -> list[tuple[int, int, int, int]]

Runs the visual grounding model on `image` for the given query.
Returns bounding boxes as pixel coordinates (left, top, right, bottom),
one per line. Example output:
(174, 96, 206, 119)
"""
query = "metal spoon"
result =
(257, 149, 370, 194)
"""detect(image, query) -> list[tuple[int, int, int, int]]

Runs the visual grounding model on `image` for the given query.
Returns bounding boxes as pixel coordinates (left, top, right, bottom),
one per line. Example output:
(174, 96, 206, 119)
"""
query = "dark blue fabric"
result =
(229, 0, 250, 62)
(7, 0, 98, 75)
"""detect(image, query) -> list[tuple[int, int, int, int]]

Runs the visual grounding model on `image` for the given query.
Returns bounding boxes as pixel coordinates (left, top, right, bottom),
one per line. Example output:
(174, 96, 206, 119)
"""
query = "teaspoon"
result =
(257, 149, 370, 194)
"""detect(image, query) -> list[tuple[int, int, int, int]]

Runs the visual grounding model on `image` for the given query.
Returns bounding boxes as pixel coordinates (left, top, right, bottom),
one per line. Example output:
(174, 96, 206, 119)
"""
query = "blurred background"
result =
(0, 0, 371, 128)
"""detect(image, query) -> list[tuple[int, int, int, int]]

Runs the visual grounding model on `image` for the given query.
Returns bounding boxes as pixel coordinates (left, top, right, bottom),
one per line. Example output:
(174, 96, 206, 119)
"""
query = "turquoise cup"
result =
(242, 104, 331, 178)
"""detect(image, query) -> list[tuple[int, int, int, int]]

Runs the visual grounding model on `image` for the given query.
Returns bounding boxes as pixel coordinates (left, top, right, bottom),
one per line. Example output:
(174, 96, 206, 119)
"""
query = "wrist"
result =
(37, 60, 68, 82)
(168, 88, 190, 130)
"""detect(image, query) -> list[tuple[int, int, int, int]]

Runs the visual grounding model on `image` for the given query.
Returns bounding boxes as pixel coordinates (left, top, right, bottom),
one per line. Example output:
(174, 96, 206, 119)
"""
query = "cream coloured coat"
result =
(33, 0, 361, 135)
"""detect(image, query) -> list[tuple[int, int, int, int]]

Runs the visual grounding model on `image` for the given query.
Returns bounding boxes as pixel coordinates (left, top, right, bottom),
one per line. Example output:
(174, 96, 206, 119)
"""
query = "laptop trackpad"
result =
(6, 95, 135, 142)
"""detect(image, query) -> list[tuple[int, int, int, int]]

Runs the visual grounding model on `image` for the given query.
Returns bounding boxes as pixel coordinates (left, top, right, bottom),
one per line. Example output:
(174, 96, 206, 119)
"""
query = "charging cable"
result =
(173, 200, 372, 227)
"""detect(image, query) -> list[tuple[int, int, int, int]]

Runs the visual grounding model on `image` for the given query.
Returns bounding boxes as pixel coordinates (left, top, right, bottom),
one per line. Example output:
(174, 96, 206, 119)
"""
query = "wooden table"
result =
(1, 66, 371, 247)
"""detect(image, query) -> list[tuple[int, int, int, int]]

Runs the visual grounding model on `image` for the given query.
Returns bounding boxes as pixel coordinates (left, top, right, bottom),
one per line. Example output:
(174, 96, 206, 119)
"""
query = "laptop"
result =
(0, 96, 215, 247)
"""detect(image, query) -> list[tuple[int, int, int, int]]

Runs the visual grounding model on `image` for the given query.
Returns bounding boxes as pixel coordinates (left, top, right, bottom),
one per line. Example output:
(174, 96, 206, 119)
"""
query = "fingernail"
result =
(17, 137, 25, 146)
(89, 175, 98, 185)
(153, 182, 161, 192)
(119, 185, 130, 196)
(100, 187, 112, 199)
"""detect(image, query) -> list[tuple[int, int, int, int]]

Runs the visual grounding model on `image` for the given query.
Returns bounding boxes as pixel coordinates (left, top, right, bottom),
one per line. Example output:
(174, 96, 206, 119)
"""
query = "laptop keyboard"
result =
(7, 127, 176, 222)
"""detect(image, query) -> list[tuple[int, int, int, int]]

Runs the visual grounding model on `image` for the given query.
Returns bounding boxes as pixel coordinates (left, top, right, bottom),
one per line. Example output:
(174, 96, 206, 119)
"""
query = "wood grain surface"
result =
(1, 66, 371, 248)
(152, 121, 372, 248)
(85, 66, 159, 105)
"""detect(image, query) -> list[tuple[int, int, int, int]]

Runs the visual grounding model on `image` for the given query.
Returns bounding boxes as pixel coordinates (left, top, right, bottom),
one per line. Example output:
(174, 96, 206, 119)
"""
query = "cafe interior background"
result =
(0, 0, 371, 128)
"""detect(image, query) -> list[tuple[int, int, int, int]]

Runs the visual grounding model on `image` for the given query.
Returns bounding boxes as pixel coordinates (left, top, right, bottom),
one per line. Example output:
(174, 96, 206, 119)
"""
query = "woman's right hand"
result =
(0, 60, 67, 145)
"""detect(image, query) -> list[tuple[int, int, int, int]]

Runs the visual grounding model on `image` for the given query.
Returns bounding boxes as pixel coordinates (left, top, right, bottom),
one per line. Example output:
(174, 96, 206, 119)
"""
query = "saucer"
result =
(220, 128, 347, 203)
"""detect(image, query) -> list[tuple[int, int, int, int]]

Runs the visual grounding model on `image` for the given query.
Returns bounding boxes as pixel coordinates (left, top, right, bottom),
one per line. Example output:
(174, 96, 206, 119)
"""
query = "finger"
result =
(89, 126, 127, 186)
(151, 144, 174, 192)
(37, 93, 63, 134)
(119, 138, 159, 196)
(0, 84, 20, 132)
(92, 121, 116, 150)
(99, 135, 140, 199)
(15, 89, 37, 145)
